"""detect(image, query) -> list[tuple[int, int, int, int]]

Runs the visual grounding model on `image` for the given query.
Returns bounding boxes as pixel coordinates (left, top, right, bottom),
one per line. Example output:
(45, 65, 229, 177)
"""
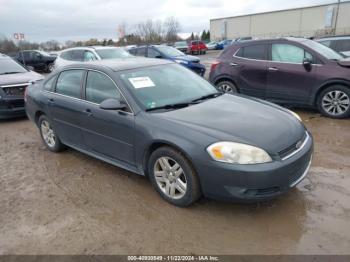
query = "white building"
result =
(210, 1, 350, 40)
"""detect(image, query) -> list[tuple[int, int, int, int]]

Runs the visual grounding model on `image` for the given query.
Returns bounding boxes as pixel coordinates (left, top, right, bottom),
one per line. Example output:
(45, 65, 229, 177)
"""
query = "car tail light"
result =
(210, 61, 220, 72)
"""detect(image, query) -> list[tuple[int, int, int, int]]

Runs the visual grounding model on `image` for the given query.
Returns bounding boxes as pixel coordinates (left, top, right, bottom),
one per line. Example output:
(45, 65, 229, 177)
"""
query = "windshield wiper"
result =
(0, 71, 22, 75)
(191, 92, 223, 103)
(146, 102, 192, 112)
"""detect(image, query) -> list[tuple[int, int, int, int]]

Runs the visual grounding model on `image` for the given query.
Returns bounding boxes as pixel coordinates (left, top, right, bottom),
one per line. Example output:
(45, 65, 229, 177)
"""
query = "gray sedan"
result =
(25, 58, 313, 207)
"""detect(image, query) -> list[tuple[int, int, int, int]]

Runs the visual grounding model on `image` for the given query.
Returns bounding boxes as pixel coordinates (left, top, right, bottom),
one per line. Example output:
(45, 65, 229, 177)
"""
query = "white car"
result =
(53, 46, 133, 70)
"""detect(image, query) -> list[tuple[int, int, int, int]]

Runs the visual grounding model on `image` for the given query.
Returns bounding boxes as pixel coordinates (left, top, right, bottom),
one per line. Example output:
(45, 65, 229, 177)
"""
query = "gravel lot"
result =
(0, 51, 350, 255)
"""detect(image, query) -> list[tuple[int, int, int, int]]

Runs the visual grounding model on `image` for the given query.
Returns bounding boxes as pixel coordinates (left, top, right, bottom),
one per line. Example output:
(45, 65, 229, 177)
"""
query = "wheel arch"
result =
(142, 140, 198, 178)
(34, 110, 46, 126)
(214, 76, 239, 92)
(314, 80, 350, 105)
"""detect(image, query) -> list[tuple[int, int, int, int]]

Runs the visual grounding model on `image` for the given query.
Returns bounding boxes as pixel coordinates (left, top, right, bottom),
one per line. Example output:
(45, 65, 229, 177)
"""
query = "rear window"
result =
(56, 70, 84, 99)
(236, 45, 266, 60)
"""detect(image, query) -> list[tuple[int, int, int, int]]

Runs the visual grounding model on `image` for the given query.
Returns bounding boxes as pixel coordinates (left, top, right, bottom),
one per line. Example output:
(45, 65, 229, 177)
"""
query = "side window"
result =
(271, 44, 313, 63)
(336, 40, 350, 52)
(147, 48, 162, 58)
(60, 51, 72, 60)
(70, 50, 84, 61)
(55, 70, 84, 99)
(83, 51, 97, 61)
(85, 71, 121, 104)
(236, 45, 266, 60)
(22, 52, 30, 60)
(319, 40, 331, 47)
(135, 48, 146, 57)
(43, 76, 56, 91)
(129, 49, 136, 55)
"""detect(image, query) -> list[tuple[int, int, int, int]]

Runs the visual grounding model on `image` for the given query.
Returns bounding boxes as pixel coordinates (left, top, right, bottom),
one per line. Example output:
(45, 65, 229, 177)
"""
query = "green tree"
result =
(190, 32, 195, 40)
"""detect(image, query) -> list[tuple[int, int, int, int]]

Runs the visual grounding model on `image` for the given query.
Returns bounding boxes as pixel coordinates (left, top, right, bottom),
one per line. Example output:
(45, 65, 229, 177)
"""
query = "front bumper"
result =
(0, 98, 26, 119)
(196, 133, 313, 202)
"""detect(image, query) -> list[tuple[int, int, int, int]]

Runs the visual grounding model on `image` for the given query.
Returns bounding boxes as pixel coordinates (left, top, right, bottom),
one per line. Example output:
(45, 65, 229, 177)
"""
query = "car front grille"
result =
(279, 132, 309, 160)
(1, 83, 28, 97)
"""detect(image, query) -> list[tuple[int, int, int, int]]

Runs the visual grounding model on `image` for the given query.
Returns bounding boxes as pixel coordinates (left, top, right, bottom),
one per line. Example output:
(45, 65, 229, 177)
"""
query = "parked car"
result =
(0, 53, 43, 119)
(13, 50, 56, 73)
(25, 58, 313, 206)
(316, 36, 350, 57)
(189, 40, 207, 55)
(54, 46, 133, 70)
(217, 39, 233, 50)
(209, 37, 350, 118)
(129, 45, 206, 76)
(207, 41, 220, 50)
(174, 41, 189, 53)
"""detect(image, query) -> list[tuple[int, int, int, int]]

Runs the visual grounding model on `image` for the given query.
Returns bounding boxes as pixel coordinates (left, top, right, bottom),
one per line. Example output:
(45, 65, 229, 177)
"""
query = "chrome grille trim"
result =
(281, 132, 310, 161)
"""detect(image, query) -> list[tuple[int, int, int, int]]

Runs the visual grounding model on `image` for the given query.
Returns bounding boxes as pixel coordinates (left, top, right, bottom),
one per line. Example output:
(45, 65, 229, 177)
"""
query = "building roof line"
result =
(210, 0, 350, 21)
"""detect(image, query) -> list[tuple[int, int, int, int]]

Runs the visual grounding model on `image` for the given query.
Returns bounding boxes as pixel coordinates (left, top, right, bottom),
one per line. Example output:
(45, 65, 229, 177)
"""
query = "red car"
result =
(189, 41, 207, 55)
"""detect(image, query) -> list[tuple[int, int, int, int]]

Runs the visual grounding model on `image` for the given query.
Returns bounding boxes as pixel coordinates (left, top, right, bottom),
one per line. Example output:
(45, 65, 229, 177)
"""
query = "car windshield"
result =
(96, 48, 133, 59)
(208, 41, 217, 45)
(0, 58, 27, 74)
(303, 39, 343, 60)
(118, 64, 218, 110)
(156, 46, 185, 57)
(175, 41, 187, 46)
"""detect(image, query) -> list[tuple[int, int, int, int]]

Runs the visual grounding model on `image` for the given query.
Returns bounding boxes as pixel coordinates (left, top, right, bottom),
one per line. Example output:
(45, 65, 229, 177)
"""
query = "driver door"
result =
(80, 70, 135, 165)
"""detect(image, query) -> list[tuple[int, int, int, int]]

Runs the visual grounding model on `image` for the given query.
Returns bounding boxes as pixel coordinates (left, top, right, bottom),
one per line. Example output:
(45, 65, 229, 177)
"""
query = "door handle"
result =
(85, 109, 93, 117)
(48, 98, 54, 104)
(268, 67, 279, 71)
(230, 62, 239, 66)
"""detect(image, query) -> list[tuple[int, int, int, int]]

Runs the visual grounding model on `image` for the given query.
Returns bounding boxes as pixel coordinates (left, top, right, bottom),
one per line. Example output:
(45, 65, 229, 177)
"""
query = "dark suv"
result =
(209, 37, 350, 118)
(13, 50, 57, 73)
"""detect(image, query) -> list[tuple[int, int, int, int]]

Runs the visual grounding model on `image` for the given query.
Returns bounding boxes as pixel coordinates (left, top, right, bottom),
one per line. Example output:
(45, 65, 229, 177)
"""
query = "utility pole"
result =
(334, 0, 341, 35)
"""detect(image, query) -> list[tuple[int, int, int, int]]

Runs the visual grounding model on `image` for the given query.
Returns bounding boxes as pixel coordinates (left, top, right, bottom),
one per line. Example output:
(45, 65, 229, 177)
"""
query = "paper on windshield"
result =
(128, 77, 155, 89)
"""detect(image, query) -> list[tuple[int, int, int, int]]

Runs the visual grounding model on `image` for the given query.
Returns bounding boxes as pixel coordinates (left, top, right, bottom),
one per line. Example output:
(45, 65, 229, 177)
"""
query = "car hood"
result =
(0, 71, 43, 86)
(337, 57, 350, 67)
(174, 55, 200, 63)
(156, 95, 305, 154)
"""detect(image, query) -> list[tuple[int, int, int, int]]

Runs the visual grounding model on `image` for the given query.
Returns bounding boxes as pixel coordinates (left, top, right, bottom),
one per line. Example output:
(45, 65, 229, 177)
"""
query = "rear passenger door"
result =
(232, 44, 268, 98)
(48, 69, 87, 147)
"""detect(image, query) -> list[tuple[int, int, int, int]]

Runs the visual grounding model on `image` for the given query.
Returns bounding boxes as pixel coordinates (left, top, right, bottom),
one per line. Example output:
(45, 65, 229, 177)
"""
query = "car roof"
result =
(61, 46, 121, 52)
(60, 57, 173, 72)
(316, 36, 350, 41)
(232, 37, 309, 46)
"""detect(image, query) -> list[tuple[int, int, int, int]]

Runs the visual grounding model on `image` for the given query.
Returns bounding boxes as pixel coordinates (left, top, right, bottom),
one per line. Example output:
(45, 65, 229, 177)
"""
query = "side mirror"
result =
(99, 98, 126, 111)
(26, 66, 35, 71)
(303, 58, 312, 70)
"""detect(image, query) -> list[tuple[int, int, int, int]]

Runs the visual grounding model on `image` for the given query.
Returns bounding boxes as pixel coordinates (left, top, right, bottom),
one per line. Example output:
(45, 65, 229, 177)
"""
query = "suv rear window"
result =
(236, 45, 266, 60)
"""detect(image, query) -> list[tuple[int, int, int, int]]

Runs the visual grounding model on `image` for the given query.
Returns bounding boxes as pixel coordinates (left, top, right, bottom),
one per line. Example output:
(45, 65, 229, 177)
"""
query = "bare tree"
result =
(164, 16, 181, 42)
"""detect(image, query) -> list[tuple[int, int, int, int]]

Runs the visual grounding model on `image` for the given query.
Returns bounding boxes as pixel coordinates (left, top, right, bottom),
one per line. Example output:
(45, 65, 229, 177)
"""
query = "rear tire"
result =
(148, 147, 201, 207)
(38, 115, 66, 152)
(216, 80, 238, 94)
(317, 85, 350, 119)
(46, 63, 54, 73)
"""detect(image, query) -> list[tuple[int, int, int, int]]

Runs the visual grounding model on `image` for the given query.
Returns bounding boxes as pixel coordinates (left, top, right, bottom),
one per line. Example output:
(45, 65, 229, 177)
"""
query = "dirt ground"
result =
(1, 51, 350, 255)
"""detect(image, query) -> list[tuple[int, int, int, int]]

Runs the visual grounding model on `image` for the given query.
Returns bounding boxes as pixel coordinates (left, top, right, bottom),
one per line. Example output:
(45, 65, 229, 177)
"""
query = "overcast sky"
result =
(0, 0, 341, 42)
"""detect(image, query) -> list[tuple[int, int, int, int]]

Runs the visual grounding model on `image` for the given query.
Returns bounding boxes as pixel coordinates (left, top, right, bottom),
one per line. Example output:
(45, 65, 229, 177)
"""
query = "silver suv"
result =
(53, 46, 133, 70)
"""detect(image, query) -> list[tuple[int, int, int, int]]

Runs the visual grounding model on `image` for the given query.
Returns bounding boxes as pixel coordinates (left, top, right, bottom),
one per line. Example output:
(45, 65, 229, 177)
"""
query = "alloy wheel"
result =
(218, 83, 236, 94)
(322, 90, 350, 116)
(153, 157, 187, 199)
(41, 120, 56, 148)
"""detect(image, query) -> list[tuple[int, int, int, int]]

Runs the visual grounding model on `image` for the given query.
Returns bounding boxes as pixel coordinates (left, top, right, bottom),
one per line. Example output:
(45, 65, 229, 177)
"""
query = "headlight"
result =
(287, 109, 302, 122)
(174, 59, 189, 65)
(207, 142, 272, 164)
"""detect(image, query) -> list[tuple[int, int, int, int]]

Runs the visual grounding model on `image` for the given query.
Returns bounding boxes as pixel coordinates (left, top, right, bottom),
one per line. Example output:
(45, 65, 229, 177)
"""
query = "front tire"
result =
(39, 115, 66, 152)
(317, 85, 350, 119)
(216, 80, 238, 94)
(47, 63, 54, 73)
(148, 147, 201, 207)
